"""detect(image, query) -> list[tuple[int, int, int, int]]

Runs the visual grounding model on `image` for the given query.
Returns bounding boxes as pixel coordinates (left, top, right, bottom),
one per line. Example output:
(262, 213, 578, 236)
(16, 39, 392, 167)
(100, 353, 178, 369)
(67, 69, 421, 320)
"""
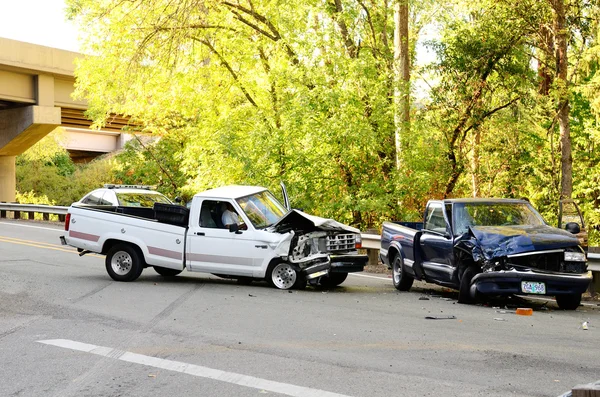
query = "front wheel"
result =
(105, 244, 144, 282)
(267, 262, 298, 290)
(555, 294, 582, 310)
(458, 267, 478, 304)
(392, 256, 413, 291)
(319, 273, 348, 288)
(154, 266, 182, 277)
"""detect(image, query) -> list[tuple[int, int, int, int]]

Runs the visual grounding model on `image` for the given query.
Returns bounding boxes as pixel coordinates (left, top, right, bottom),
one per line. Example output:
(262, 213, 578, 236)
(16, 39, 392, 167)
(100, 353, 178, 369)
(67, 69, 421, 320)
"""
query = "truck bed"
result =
(64, 205, 187, 271)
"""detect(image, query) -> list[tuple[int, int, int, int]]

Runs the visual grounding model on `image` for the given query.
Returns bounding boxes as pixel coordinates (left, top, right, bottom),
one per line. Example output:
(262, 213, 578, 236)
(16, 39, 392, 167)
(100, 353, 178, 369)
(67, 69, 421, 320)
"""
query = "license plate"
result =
(521, 281, 546, 294)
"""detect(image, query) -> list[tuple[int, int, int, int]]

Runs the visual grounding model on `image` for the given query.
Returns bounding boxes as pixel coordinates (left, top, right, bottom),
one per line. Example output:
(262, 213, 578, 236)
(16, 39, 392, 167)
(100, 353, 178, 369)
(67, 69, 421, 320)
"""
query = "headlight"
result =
(564, 251, 586, 262)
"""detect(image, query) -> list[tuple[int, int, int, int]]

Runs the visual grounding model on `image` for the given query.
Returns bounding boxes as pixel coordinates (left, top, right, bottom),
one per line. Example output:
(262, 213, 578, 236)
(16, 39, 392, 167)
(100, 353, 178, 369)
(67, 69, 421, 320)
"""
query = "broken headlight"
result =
(564, 251, 586, 262)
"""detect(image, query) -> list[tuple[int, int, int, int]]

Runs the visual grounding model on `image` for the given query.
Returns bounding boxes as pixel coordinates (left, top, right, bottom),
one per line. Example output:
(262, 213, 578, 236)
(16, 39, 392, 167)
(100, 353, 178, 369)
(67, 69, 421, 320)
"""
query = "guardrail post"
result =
(58, 214, 65, 222)
(0, 209, 5, 218)
(14, 210, 20, 220)
(43, 213, 49, 221)
(28, 211, 35, 220)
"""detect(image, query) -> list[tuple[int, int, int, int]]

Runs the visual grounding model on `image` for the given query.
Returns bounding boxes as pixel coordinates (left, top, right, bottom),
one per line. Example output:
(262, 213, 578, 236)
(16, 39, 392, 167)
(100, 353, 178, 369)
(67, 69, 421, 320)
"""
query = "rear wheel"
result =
(154, 266, 182, 277)
(319, 273, 348, 288)
(267, 262, 298, 290)
(105, 244, 144, 282)
(555, 293, 582, 310)
(392, 255, 413, 291)
(458, 267, 478, 304)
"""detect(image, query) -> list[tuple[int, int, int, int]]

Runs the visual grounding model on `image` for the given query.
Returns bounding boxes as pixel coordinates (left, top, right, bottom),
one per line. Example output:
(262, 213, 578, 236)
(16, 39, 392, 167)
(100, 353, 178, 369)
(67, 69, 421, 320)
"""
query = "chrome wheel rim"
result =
(111, 250, 133, 276)
(393, 259, 401, 284)
(272, 263, 296, 290)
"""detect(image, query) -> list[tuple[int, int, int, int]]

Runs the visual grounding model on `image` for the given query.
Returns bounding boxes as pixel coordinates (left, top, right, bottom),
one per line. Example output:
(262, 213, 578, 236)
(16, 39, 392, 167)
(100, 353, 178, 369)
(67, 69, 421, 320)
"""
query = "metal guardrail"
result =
(0, 203, 68, 221)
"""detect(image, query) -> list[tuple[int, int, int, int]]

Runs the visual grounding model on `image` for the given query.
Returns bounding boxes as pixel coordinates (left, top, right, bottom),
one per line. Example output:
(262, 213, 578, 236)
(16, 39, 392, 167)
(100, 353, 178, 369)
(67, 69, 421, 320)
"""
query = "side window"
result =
(424, 204, 447, 234)
(81, 190, 103, 205)
(199, 200, 220, 229)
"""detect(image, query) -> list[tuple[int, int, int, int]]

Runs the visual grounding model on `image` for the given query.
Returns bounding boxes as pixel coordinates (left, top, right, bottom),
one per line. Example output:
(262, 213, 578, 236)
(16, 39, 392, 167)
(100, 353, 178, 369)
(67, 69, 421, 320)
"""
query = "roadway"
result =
(0, 219, 598, 397)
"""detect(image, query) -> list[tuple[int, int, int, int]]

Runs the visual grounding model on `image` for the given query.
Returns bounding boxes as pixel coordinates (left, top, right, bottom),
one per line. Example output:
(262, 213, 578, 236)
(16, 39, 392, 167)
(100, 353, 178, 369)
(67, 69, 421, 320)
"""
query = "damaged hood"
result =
(270, 210, 360, 234)
(459, 224, 580, 262)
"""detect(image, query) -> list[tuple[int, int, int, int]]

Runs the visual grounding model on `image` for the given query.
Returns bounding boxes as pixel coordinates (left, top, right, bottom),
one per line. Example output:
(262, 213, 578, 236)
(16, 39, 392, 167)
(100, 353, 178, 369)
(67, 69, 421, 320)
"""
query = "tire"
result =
(267, 262, 298, 290)
(154, 266, 182, 277)
(392, 255, 414, 291)
(293, 274, 308, 290)
(458, 267, 478, 304)
(555, 294, 582, 310)
(105, 244, 144, 282)
(319, 273, 348, 288)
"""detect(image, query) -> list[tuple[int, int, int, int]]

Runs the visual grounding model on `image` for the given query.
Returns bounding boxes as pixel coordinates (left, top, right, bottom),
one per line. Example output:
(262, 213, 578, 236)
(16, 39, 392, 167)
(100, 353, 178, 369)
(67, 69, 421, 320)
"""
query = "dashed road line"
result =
(38, 339, 353, 397)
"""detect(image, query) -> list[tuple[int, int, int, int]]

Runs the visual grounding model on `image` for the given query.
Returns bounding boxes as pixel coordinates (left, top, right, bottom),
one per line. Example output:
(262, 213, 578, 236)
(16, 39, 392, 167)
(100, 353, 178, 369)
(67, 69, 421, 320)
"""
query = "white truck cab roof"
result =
(195, 185, 267, 200)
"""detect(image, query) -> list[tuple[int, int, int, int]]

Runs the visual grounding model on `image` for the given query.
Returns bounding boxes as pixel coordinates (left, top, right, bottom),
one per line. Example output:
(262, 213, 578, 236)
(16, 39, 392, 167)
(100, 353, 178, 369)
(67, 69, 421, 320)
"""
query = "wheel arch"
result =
(102, 239, 146, 265)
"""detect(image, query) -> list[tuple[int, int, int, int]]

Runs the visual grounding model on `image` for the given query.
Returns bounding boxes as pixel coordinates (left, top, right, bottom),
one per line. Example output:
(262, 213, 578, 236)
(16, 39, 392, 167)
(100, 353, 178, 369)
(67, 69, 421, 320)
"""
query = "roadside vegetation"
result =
(16, 0, 600, 242)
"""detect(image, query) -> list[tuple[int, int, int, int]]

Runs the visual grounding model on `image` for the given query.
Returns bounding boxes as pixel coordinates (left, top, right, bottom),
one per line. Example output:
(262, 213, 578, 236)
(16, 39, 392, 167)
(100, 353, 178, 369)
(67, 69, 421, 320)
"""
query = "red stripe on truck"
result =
(69, 230, 100, 242)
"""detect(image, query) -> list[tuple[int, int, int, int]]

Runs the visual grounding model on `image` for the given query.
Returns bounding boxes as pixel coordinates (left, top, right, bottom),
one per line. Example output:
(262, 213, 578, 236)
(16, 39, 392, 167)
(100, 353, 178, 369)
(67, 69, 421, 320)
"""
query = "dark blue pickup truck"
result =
(380, 198, 592, 310)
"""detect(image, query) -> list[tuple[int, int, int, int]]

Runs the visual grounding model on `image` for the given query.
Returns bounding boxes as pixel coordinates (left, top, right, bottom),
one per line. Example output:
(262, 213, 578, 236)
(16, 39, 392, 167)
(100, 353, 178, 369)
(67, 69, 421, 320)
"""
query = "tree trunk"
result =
(394, 0, 410, 169)
(553, 0, 572, 199)
(471, 128, 481, 197)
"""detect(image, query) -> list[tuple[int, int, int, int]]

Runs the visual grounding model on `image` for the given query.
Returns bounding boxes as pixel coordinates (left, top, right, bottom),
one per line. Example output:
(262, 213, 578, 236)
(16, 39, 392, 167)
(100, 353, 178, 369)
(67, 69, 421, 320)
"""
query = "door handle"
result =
(195, 232, 205, 236)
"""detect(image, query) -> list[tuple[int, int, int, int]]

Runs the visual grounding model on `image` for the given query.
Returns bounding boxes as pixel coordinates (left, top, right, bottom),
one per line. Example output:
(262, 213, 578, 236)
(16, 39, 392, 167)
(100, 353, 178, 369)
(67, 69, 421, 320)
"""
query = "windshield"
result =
(116, 192, 172, 207)
(454, 202, 545, 235)
(236, 190, 287, 229)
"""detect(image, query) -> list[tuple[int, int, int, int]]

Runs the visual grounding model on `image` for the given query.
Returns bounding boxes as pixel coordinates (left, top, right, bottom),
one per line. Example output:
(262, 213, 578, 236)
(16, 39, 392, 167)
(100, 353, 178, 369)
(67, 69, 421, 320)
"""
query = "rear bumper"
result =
(472, 269, 592, 296)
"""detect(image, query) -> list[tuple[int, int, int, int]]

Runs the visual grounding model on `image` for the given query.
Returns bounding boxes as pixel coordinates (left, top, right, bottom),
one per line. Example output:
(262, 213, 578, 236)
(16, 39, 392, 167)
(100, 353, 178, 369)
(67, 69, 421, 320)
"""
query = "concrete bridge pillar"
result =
(0, 105, 61, 202)
(0, 156, 16, 202)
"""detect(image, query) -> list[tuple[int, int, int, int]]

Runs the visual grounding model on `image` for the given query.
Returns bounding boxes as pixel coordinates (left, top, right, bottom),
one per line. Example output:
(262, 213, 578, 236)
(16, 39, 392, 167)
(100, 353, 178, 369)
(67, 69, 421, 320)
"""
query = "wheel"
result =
(268, 262, 298, 290)
(458, 267, 478, 303)
(555, 294, 582, 310)
(293, 274, 307, 290)
(154, 266, 182, 277)
(319, 273, 348, 288)
(392, 255, 414, 291)
(105, 244, 144, 282)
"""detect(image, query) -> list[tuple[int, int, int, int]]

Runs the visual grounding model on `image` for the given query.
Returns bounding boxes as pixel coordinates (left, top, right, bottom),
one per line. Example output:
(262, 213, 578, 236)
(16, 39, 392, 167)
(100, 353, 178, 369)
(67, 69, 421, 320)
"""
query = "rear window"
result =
(116, 192, 171, 207)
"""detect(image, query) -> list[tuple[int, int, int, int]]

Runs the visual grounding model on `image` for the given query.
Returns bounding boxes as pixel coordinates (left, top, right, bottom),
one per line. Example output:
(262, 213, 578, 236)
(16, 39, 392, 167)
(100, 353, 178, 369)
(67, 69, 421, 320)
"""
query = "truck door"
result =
(419, 202, 454, 285)
(186, 199, 267, 277)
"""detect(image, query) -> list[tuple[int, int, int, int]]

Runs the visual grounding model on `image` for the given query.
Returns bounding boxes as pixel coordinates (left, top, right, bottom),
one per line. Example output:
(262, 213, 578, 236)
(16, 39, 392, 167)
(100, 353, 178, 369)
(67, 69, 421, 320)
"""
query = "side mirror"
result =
(565, 222, 581, 234)
(229, 223, 240, 233)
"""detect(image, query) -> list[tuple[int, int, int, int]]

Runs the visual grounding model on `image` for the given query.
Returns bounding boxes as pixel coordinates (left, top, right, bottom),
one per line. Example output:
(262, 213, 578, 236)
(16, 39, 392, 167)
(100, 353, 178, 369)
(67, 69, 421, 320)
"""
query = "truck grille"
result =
(326, 234, 356, 252)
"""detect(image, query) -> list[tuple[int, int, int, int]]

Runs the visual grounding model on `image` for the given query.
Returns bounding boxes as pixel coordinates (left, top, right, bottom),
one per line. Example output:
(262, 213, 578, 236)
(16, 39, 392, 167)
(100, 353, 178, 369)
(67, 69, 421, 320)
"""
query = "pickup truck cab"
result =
(380, 198, 592, 310)
(61, 185, 366, 289)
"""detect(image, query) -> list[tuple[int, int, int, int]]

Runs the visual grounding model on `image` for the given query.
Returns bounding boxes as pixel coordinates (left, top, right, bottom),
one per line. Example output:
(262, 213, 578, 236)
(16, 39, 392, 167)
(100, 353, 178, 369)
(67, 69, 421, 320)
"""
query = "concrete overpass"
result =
(0, 38, 132, 202)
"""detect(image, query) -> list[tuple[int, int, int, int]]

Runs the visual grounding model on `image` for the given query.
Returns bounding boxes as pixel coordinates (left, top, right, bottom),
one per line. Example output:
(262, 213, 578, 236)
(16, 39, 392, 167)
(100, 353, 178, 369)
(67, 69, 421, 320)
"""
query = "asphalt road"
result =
(0, 219, 598, 397)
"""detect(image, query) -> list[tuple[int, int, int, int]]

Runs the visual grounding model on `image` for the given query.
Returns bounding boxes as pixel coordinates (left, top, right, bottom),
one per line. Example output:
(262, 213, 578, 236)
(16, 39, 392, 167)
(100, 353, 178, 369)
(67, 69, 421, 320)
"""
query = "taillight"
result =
(65, 213, 71, 231)
(355, 234, 362, 249)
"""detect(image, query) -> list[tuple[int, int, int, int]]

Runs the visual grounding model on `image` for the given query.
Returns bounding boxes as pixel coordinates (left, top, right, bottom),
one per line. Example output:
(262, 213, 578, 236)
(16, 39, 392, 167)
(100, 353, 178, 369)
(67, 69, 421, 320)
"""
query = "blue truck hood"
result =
(467, 224, 579, 261)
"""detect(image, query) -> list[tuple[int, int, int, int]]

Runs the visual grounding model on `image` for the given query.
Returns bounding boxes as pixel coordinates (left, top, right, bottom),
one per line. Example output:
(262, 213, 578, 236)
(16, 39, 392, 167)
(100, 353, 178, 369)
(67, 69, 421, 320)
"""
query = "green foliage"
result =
(42, 0, 600, 237)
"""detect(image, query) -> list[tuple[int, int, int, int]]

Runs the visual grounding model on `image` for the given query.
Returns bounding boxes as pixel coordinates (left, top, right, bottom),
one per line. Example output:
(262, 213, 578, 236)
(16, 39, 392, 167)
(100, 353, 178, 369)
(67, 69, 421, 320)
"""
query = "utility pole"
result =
(394, 0, 410, 169)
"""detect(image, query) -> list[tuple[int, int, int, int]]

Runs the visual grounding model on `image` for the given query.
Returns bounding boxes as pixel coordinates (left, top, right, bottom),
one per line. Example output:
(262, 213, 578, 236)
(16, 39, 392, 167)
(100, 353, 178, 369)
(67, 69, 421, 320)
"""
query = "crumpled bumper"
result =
(472, 269, 592, 296)
(300, 254, 367, 280)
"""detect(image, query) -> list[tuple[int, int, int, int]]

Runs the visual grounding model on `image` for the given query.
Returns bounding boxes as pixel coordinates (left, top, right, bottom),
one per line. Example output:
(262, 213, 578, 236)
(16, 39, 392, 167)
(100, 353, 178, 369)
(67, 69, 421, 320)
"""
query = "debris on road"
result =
(581, 321, 589, 330)
(425, 315, 457, 320)
(516, 308, 533, 316)
(493, 318, 507, 322)
(419, 297, 430, 300)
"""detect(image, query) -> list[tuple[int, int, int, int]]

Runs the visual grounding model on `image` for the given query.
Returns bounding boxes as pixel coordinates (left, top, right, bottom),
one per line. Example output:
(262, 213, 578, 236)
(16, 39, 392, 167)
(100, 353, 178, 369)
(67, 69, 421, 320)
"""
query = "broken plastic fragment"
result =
(425, 315, 457, 320)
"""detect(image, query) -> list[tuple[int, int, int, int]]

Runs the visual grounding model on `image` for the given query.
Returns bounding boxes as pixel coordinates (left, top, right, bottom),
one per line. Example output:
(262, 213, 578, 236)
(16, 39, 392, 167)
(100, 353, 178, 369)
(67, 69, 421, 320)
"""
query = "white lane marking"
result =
(349, 273, 389, 281)
(0, 221, 63, 232)
(38, 339, 352, 397)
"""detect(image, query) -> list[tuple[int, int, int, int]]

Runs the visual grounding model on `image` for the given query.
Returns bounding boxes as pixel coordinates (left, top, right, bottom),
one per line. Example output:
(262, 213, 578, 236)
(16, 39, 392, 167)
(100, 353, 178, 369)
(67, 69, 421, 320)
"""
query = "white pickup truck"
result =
(60, 185, 367, 289)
